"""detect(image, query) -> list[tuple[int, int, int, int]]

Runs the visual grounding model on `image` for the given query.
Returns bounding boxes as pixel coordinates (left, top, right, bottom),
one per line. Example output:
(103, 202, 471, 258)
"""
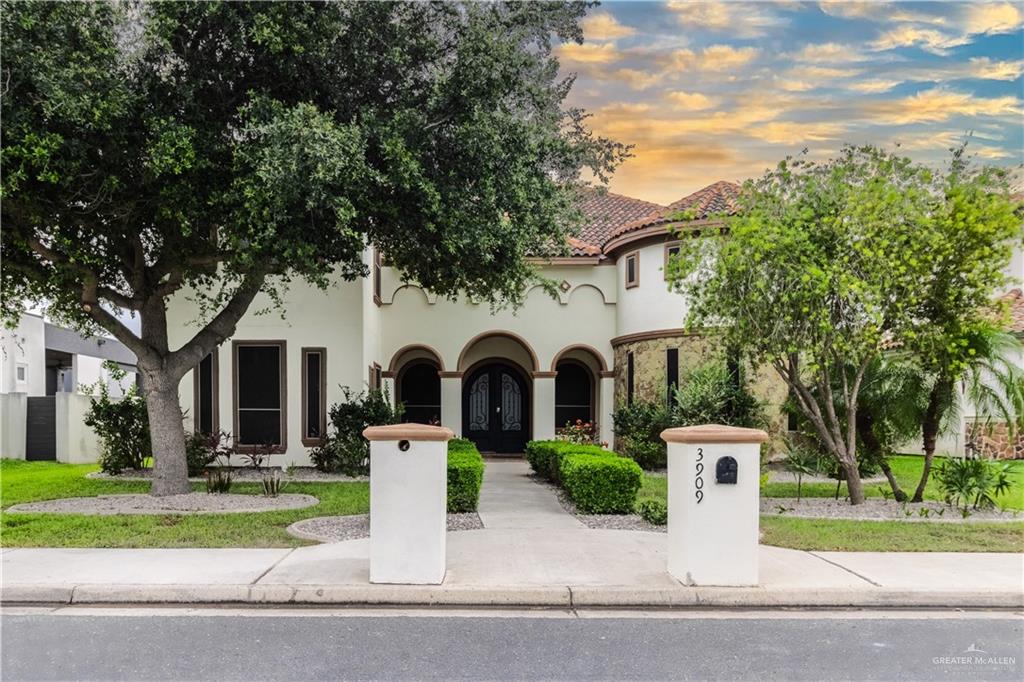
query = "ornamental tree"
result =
(1, 1, 626, 495)
(668, 145, 1019, 504)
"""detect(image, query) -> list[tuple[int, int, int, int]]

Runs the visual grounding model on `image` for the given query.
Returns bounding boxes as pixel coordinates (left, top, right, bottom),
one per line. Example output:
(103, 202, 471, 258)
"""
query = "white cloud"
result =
(611, 68, 663, 90)
(748, 121, 846, 144)
(670, 45, 761, 72)
(666, 91, 719, 110)
(848, 79, 903, 93)
(870, 26, 971, 55)
(865, 88, 1022, 124)
(582, 12, 637, 41)
(555, 42, 623, 65)
(968, 57, 1024, 80)
(667, 1, 785, 38)
(788, 42, 867, 62)
(962, 2, 1023, 35)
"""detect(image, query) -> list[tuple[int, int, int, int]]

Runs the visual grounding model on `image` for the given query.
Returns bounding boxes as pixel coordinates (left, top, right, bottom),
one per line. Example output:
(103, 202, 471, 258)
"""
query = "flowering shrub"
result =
(557, 419, 606, 447)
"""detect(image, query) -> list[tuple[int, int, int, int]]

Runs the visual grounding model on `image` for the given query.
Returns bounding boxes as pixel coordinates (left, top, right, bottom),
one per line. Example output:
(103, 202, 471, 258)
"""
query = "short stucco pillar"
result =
(598, 375, 615, 446)
(532, 374, 556, 441)
(440, 374, 462, 437)
(364, 423, 453, 584)
(661, 424, 768, 586)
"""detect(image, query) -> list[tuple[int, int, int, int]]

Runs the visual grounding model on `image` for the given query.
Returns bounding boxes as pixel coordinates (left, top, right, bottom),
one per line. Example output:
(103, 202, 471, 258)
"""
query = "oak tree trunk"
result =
(144, 380, 191, 496)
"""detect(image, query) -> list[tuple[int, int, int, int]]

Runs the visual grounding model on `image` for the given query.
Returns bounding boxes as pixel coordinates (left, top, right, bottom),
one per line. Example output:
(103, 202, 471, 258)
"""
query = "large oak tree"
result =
(2, 1, 626, 495)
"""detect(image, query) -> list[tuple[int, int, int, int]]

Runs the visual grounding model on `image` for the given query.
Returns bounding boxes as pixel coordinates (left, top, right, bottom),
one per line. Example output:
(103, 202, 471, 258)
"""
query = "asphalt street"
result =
(1, 607, 1021, 681)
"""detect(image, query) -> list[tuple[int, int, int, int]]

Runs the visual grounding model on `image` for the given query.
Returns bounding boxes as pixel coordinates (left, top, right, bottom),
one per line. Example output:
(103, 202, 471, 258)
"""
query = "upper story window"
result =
(373, 248, 383, 306)
(233, 341, 286, 451)
(15, 364, 27, 383)
(664, 242, 681, 281)
(624, 251, 639, 289)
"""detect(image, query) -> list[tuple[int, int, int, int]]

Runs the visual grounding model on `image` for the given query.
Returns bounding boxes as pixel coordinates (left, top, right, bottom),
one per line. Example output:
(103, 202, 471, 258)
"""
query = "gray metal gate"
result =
(25, 396, 56, 461)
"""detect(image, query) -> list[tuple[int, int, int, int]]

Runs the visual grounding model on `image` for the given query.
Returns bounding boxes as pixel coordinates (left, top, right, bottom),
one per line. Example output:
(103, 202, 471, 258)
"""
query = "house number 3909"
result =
(695, 447, 704, 504)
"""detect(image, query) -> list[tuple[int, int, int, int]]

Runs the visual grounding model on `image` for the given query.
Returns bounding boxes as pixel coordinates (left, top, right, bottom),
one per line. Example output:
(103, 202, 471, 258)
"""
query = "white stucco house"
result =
(164, 181, 1024, 465)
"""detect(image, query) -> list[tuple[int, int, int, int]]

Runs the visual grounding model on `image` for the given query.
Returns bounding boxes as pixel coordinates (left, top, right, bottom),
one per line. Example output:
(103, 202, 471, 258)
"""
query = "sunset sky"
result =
(559, 1, 1024, 204)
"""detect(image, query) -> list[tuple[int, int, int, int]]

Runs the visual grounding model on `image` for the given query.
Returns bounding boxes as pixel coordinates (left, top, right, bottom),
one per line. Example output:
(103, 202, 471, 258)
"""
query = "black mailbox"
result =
(715, 456, 738, 484)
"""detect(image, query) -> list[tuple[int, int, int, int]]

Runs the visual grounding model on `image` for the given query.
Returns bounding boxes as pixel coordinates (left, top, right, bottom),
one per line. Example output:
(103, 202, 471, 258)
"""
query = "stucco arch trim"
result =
(549, 344, 609, 373)
(456, 330, 540, 372)
(387, 344, 446, 373)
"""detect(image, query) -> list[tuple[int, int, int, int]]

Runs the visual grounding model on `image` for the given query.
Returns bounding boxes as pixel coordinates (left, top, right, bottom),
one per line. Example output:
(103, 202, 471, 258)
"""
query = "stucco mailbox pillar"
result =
(364, 423, 453, 585)
(661, 424, 768, 586)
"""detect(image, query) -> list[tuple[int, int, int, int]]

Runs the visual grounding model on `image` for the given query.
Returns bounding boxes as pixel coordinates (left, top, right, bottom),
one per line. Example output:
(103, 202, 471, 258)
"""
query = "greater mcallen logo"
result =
(932, 643, 1018, 668)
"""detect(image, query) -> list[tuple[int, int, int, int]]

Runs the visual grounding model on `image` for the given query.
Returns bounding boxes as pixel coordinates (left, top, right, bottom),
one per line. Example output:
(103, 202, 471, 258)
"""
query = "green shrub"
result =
(560, 453, 642, 514)
(936, 457, 1014, 512)
(672, 362, 765, 429)
(310, 387, 402, 475)
(525, 440, 607, 482)
(447, 440, 485, 512)
(82, 362, 151, 474)
(636, 498, 667, 525)
(184, 430, 232, 476)
(612, 400, 672, 470)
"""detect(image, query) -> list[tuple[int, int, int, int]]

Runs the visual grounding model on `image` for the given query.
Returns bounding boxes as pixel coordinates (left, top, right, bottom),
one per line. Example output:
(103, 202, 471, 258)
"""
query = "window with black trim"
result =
(194, 352, 218, 434)
(368, 363, 382, 391)
(666, 348, 679, 404)
(627, 352, 635, 405)
(302, 348, 326, 445)
(373, 249, 382, 305)
(555, 360, 593, 427)
(624, 251, 639, 288)
(664, 242, 681, 280)
(234, 342, 286, 449)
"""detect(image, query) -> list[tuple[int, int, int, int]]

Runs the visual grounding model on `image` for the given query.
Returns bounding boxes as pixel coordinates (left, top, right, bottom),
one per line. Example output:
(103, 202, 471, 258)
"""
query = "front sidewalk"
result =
(3, 535, 1021, 608)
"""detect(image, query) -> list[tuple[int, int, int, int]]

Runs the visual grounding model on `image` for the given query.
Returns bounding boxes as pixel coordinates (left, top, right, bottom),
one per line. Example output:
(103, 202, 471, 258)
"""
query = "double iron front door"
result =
(463, 363, 529, 453)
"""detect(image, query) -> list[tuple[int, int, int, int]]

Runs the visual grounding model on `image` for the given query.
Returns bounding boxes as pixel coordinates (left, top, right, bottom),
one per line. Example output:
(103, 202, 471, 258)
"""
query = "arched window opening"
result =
(399, 362, 441, 425)
(555, 360, 593, 428)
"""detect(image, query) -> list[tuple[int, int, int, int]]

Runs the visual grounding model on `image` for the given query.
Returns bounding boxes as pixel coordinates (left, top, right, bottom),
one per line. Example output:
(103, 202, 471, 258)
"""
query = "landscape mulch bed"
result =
(5, 492, 321, 515)
(286, 513, 484, 543)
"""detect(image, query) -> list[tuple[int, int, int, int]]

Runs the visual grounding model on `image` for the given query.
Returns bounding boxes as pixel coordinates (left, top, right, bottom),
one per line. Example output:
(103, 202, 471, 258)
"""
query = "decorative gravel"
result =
(5, 493, 320, 516)
(286, 513, 484, 543)
(762, 497, 1022, 523)
(767, 470, 886, 484)
(87, 467, 367, 483)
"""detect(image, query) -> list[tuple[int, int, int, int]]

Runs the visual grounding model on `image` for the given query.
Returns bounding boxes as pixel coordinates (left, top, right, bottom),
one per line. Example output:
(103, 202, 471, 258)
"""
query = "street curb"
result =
(3, 584, 1020, 609)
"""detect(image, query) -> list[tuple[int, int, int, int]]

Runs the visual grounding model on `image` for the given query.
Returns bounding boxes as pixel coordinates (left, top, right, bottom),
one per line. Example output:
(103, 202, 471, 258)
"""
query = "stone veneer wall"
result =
(966, 421, 1024, 460)
(612, 334, 790, 436)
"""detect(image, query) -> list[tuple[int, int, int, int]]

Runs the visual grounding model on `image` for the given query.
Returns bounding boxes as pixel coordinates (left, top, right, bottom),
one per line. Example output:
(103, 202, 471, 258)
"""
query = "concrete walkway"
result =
(476, 459, 583, 530)
(3, 538, 1021, 608)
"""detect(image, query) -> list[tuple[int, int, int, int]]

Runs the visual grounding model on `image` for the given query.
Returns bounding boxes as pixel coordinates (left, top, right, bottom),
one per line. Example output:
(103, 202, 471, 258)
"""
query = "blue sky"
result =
(558, 1, 1023, 204)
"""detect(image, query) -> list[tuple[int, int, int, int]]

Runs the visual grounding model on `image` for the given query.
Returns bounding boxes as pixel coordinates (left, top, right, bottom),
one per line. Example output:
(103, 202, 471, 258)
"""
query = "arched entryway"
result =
(398, 361, 441, 425)
(463, 361, 530, 453)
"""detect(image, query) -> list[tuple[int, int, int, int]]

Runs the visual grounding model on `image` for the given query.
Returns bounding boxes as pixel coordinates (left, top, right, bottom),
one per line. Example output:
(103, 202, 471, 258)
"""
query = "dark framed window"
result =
(302, 348, 326, 445)
(666, 348, 679, 404)
(555, 360, 593, 428)
(624, 251, 639, 289)
(233, 341, 286, 451)
(664, 242, 681, 280)
(373, 249, 382, 305)
(193, 352, 218, 435)
(368, 363, 382, 391)
(399, 361, 442, 425)
(627, 352, 635, 405)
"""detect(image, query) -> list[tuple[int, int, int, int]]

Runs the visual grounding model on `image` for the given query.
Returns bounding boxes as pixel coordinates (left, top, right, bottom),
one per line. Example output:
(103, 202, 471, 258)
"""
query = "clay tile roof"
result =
(573, 190, 665, 257)
(606, 181, 742, 244)
(1000, 288, 1024, 334)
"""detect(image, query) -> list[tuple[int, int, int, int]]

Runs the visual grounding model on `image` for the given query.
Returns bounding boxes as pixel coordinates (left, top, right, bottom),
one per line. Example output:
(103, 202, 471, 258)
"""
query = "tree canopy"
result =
(1, 0, 626, 494)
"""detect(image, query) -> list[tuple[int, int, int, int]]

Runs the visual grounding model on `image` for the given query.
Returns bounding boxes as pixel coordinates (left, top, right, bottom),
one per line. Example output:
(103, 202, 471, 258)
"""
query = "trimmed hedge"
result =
(447, 439, 484, 513)
(560, 453, 642, 514)
(525, 440, 607, 483)
(525, 439, 642, 514)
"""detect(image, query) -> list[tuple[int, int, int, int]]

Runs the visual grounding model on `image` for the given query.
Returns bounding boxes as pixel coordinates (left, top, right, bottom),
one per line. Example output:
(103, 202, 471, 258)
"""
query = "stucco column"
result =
(532, 373, 556, 441)
(599, 374, 615, 447)
(439, 373, 462, 437)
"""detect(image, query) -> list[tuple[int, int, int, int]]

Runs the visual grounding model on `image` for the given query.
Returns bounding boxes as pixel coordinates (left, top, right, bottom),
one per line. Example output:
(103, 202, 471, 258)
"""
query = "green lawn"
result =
(1, 460, 368, 548)
(636, 455, 1024, 552)
(762, 455, 1024, 511)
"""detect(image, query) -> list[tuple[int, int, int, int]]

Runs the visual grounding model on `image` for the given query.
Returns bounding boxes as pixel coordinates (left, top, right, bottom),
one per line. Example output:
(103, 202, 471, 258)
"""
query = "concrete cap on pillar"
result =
(363, 423, 455, 441)
(660, 424, 769, 444)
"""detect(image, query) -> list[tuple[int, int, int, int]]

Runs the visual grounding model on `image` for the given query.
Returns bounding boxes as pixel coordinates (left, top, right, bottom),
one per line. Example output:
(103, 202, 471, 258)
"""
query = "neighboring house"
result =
(167, 181, 790, 465)
(0, 312, 137, 462)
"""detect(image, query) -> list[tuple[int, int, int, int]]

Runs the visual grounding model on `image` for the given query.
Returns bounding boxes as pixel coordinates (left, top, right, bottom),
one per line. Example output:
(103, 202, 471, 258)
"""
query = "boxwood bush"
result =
(525, 440, 607, 483)
(447, 438, 485, 513)
(560, 453, 642, 514)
